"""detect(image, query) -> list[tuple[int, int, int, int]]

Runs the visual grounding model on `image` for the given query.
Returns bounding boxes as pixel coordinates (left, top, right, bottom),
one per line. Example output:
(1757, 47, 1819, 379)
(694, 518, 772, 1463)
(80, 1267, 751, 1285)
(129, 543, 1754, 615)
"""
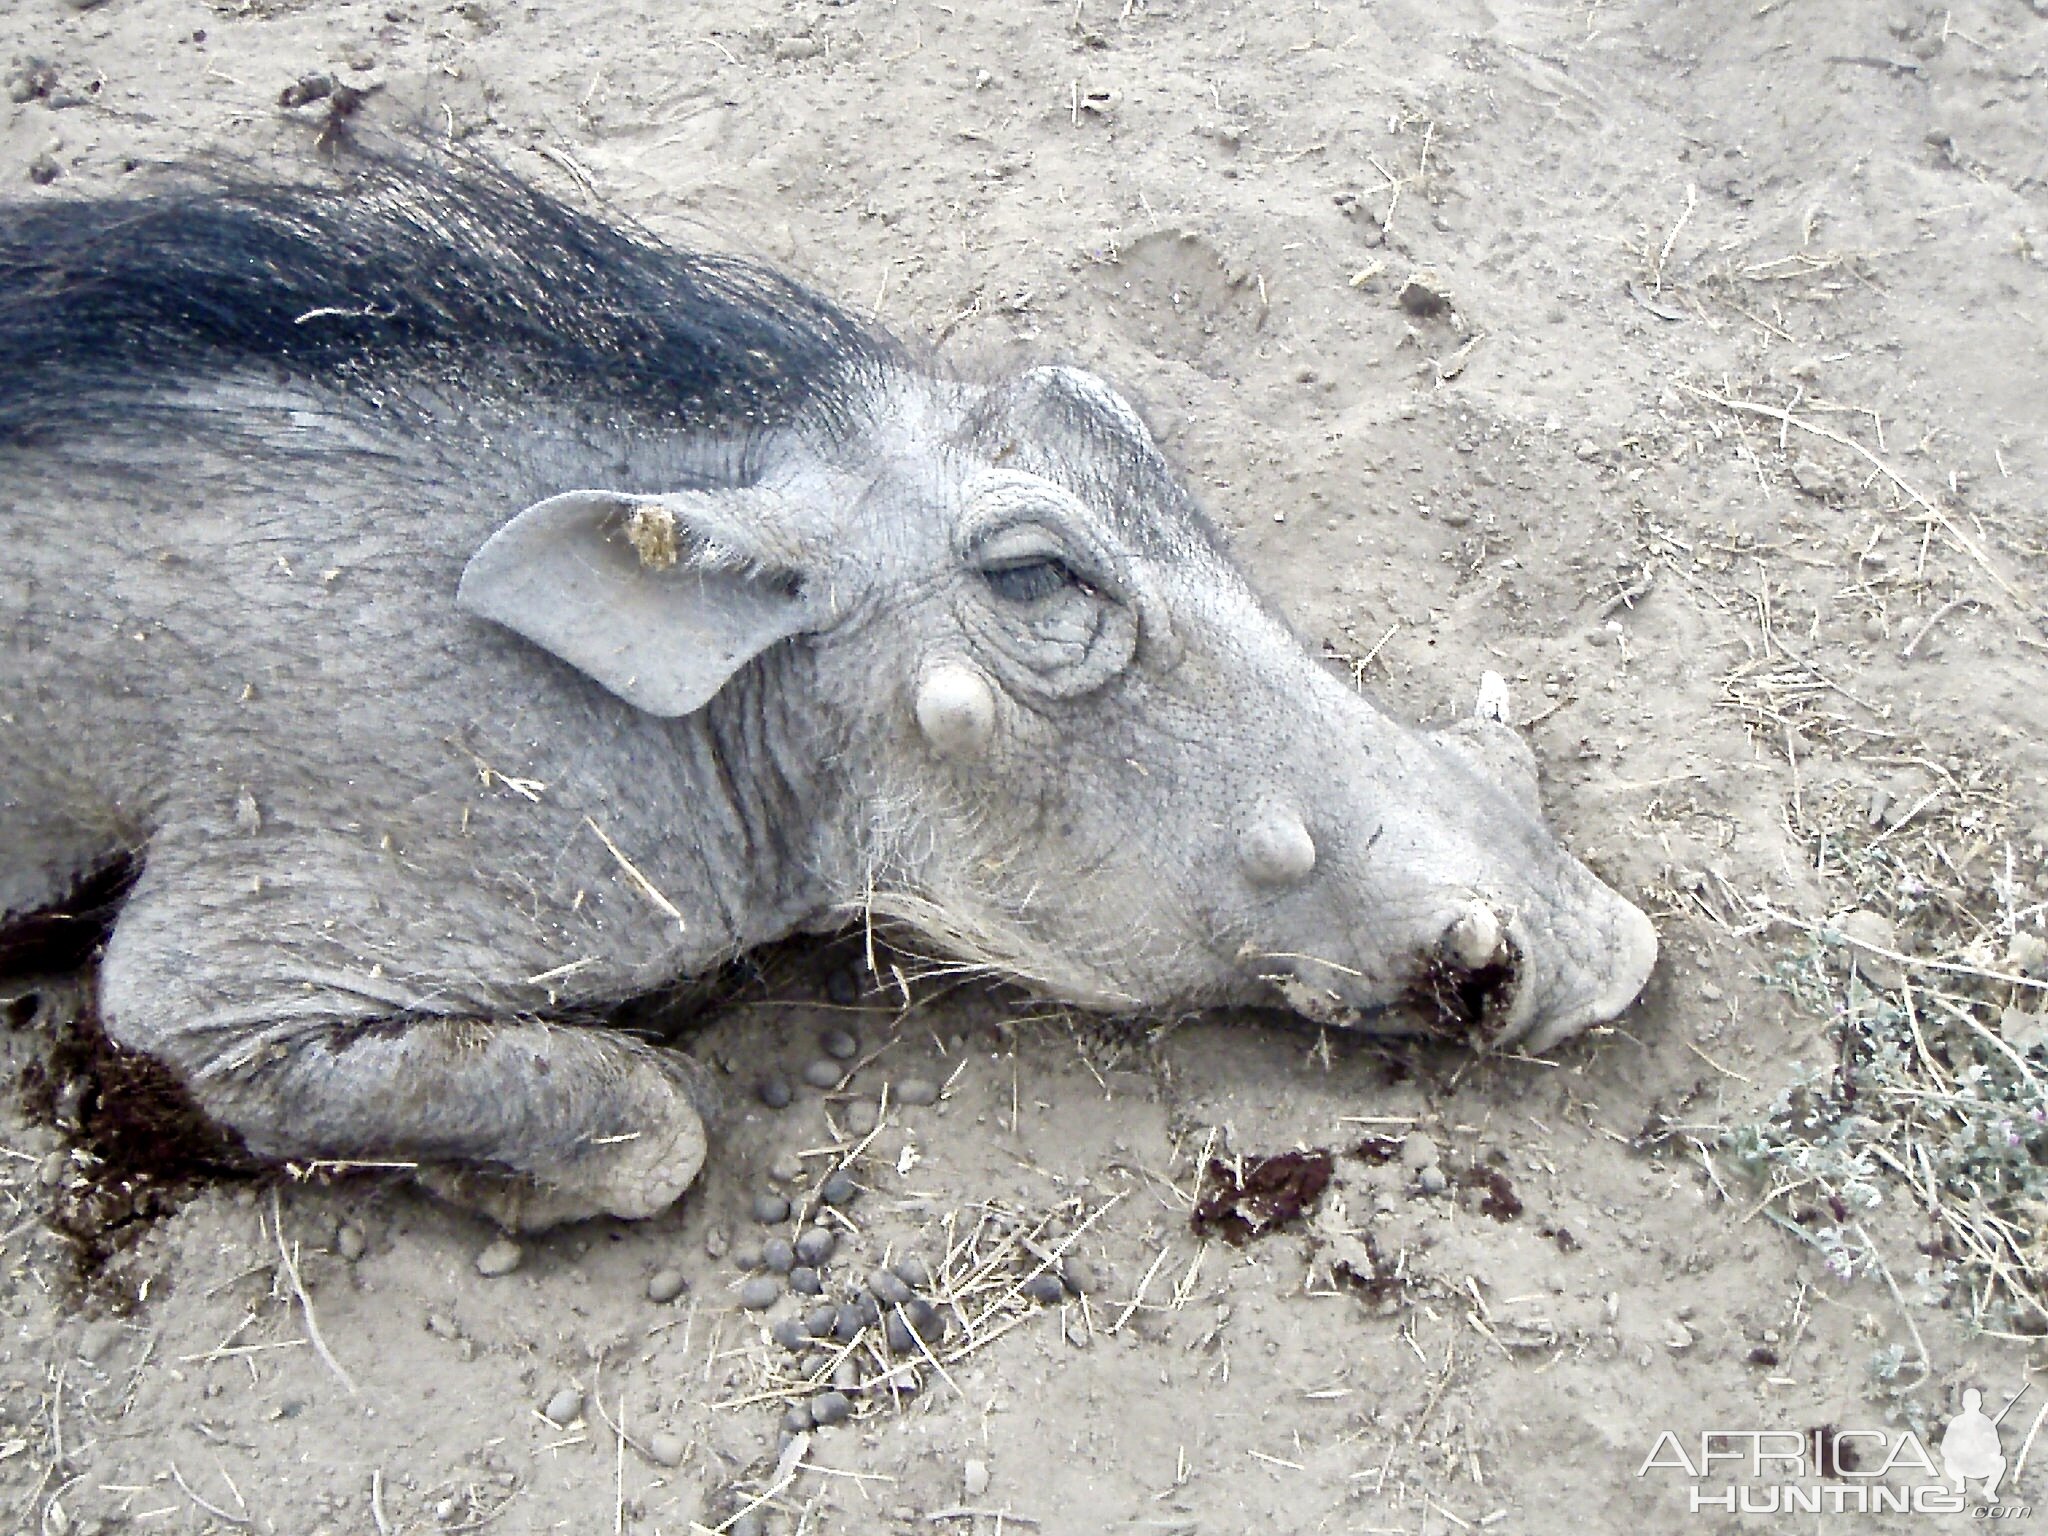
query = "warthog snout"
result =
(1214, 672, 1658, 1052)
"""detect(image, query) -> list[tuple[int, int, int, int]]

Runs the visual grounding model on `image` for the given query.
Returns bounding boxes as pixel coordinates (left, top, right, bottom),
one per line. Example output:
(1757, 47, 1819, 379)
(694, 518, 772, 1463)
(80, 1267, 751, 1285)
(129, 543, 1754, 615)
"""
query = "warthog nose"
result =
(1442, 901, 1508, 970)
(1239, 805, 1316, 888)
(1424, 900, 1521, 1032)
(915, 661, 996, 760)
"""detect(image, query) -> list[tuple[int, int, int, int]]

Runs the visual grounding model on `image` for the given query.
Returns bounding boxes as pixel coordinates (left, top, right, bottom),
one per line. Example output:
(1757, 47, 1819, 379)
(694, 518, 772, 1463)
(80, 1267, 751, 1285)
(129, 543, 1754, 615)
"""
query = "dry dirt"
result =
(4, 1, 2048, 1533)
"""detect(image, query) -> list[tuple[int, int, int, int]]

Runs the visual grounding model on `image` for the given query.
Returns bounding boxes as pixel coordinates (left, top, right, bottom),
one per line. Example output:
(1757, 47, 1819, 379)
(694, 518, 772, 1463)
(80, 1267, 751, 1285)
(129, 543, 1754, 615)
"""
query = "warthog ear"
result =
(459, 487, 815, 717)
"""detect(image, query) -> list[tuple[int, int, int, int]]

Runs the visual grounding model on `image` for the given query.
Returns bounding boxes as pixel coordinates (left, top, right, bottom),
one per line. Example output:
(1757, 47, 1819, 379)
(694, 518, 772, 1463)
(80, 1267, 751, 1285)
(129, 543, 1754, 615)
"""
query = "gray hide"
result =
(3, 254, 1655, 1234)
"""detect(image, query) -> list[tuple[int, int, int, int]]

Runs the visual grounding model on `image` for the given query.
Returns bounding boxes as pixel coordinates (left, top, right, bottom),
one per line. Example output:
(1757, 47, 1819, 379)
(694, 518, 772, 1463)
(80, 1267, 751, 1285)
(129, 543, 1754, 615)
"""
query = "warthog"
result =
(0, 154, 1655, 1227)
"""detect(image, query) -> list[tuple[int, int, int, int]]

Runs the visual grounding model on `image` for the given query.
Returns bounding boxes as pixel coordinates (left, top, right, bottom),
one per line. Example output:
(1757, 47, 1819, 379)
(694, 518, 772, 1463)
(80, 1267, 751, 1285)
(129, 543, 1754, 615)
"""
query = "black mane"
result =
(0, 152, 892, 445)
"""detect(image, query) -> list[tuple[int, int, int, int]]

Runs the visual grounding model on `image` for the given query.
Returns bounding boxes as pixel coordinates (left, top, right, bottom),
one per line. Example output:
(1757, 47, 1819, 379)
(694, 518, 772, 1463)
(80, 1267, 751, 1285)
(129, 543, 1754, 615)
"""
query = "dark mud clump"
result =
(1349, 1134, 1403, 1165)
(13, 985, 254, 1311)
(1192, 1150, 1333, 1245)
(1811, 1425, 1861, 1478)
(1458, 1159, 1524, 1223)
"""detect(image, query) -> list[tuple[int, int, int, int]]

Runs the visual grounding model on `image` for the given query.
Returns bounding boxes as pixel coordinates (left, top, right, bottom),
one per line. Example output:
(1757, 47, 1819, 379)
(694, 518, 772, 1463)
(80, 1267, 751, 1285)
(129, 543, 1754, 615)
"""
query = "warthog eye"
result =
(960, 511, 1135, 697)
(981, 557, 1080, 604)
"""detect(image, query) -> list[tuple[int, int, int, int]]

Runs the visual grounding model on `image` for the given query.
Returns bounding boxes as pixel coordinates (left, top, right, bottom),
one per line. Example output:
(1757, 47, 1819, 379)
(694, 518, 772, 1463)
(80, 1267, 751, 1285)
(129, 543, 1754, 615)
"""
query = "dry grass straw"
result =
(717, 1188, 1124, 1418)
(1727, 828, 2048, 1335)
(1624, 367, 2048, 1333)
(1682, 478, 2048, 1331)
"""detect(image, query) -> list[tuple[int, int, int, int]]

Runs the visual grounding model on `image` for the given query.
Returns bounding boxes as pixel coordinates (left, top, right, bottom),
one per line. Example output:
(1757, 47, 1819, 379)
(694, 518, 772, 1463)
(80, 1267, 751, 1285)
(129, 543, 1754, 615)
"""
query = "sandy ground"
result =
(3, 1, 2048, 1532)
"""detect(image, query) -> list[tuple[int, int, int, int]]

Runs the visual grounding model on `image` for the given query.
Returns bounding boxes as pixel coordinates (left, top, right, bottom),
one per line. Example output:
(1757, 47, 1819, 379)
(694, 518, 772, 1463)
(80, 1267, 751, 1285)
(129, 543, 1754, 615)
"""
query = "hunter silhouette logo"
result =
(1941, 1387, 2020, 1500)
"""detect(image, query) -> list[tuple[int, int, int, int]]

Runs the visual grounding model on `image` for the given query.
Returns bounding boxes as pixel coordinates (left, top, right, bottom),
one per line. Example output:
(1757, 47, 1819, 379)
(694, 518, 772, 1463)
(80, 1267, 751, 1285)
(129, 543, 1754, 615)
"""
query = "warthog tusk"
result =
(1443, 902, 1507, 970)
(1474, 670, 1512, 724)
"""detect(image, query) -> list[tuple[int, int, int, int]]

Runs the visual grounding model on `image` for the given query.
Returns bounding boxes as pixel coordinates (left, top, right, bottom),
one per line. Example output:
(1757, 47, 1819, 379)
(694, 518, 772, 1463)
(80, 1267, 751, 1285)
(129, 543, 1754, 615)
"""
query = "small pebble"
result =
(646, 1268, 688, 1303)
(729, 1514, 764, 1536)
(753, 1192, 791, 1225)
(802, 1057, 843, 1089)
(964, 1458, 991, 1499)
(739, 1275, 782, 1310)
(75, 1320, 121, 1364)
(821, 1026, 859, 1061)
(1418, 1166, 1449, 1196)
(884, 1312, 917, 1352)
(798, 1350, 831, 1379)
(1059, 1258, 1096, 1295)
(844, 1100, 879, 1136)
(820, 1171, 858, 1206)
(870, 1268, 913, 1307)
(810, 1390, 852, 1427)
(895, 1077, 939, 1107)
(794, 1226, 837, 1266)
(782, 1403, 815, 1434)
(906, 1297, 949, 1342)
(646, 1430, 687, 1468)
(892, 1255, 932, 1289)
(335, 1223, 366, 1262)
(543, 1387, 583, 1426)
(1022, 1273, 1066, 1306)
(762, 1237, 795, 1274)
(756, 1074, 792, 1109)
(771, 1317, 810, 1351)
(769, 1151, 805, 1184)
(805, 1304, 839, 1338)
(734, 1243, 764, 1272)
(834, 1303, 866, 1342)
(474, 1238, 523, 1278)
(789, 1265, 823, 1295)
(825, 967, 860, 1006)
(1399, 1132, 1439, 1171)
(704, 1226, 729, 1260)
(831, 1358, 861, 1392)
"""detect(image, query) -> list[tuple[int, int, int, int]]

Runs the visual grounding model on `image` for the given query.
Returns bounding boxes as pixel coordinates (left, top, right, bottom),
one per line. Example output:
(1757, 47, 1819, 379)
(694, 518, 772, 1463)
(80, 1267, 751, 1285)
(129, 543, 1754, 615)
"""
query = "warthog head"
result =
(464, 361, 1656, 1051)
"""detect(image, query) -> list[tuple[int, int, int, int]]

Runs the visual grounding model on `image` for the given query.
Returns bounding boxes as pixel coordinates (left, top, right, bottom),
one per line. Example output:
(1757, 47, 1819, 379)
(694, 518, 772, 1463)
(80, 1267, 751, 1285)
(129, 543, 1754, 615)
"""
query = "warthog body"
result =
(0, 156, 1656, 1226)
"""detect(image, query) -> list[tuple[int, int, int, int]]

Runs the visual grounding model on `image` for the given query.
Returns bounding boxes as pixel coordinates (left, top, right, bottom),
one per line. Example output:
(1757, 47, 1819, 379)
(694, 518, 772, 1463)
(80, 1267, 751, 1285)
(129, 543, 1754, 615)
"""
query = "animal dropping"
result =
(0, 151, 1656, 1230)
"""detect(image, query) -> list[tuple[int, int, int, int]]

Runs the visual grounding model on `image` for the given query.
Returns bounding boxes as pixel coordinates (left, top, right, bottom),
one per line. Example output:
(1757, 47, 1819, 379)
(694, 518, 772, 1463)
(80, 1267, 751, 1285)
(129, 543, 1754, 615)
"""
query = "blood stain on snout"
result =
(1414, 943, 1521, 1041)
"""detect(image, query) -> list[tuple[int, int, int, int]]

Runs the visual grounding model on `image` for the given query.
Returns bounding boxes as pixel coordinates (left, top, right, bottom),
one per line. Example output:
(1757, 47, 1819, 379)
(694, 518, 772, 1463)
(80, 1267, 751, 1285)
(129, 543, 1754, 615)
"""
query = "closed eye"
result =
(981, 557, 1081, 604)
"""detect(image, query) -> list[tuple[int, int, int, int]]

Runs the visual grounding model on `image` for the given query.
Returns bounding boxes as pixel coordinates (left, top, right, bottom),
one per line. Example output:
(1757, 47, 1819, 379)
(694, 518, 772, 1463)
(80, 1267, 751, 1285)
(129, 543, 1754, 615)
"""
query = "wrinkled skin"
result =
(753, 365, 1657, 1047)
(4, 321, 1653, 1233)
